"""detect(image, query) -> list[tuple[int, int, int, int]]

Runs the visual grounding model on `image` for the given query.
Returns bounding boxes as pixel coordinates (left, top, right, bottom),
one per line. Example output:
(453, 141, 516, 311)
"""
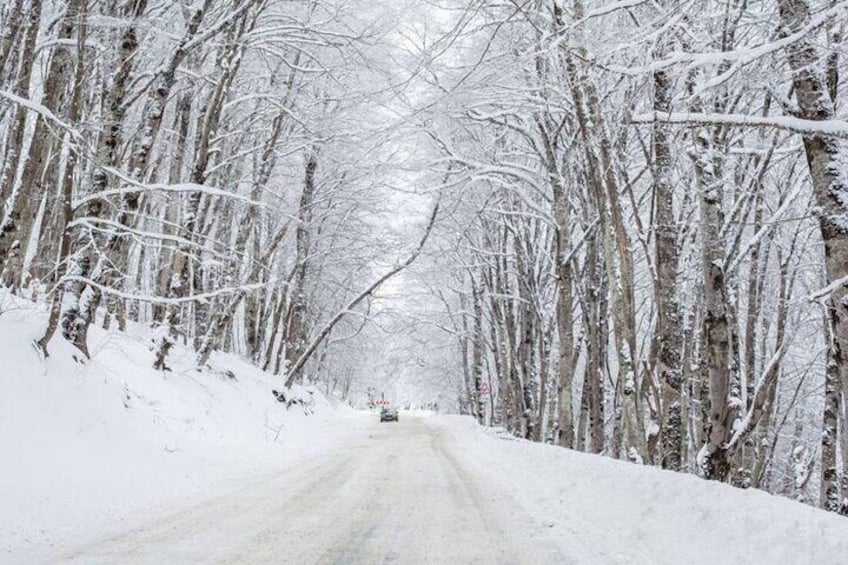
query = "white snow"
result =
(0, 294, 368, 562)
(435, 416, 848, 565)
(632, 111, 848, 139)
(3, 292, 848, 564)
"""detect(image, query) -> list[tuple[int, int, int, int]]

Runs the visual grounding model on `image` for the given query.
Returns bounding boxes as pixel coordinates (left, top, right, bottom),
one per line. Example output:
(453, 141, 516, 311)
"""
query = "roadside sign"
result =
(479, 383, 490, 396)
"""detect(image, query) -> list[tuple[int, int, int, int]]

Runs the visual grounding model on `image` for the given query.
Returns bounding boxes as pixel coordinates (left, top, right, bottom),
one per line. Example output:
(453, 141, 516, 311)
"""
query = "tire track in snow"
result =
(57, 416, 571, 564)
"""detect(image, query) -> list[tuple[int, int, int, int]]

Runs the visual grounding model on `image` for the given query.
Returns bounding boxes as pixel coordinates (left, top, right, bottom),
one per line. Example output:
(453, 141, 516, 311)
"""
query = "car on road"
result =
(380, 408, 399, 422)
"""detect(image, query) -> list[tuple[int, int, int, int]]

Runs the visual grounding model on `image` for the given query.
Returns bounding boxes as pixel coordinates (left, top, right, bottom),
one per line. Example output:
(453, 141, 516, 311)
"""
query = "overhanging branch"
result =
(284, 199, 440, 388)
(632, 111, 848, 139)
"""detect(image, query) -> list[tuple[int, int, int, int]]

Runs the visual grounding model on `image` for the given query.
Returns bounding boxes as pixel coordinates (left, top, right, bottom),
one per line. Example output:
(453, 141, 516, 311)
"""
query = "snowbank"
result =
(0, 295, 368, 562)
(437, 416, 848, 565)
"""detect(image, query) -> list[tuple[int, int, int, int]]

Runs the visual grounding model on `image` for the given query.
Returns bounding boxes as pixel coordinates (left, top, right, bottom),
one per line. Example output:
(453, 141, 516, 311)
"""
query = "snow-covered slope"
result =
(435, 416, 848, 565)
(4, 292, 847, 564)
(0, 297, 368, 562)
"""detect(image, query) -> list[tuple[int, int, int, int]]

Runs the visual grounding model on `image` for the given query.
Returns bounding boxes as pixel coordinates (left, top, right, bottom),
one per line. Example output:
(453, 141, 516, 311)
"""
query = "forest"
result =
(0, 0, 846, 516)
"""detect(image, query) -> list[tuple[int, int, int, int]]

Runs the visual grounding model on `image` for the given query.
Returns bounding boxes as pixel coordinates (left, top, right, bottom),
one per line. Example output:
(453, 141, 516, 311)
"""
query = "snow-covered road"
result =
(58, 415, 567, 564)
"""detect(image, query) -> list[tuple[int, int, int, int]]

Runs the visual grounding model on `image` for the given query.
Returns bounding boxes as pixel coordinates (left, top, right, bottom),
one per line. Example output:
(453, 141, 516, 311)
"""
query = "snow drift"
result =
(436, 416, 848, 565)
(0, 294, 366, 562)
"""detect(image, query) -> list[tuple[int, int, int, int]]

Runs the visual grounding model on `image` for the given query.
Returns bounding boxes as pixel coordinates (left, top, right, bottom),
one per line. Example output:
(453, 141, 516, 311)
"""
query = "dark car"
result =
(380, 408, 399, 422)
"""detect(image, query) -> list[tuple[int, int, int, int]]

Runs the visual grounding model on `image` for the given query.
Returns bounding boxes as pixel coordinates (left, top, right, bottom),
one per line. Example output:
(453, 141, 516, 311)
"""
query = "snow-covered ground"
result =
(41, 412, 848, 565)
(0, 295, 369, 562)
(435, 416, 848, 565)
(3, 294, 848, 564)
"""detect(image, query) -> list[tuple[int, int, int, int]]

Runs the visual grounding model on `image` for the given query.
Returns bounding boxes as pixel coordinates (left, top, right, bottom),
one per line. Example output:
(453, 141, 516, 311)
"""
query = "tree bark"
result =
(777, 0, 848, 512)
(280, 150, 319, 377)
(154, 14, 251, 369)
(691, 129, 737, 482)
(0, 0, 25, 79)
(5, 0, 84, 289)
(37, 3, 87, 354)
(652, 64, 684, 470)
(60, 0, 148, 356)
(0, 0, 41, 272)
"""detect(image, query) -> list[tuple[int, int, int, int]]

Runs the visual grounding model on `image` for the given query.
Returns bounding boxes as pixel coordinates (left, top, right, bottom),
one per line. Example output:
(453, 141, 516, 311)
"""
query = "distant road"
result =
(60, 415, 567, 564)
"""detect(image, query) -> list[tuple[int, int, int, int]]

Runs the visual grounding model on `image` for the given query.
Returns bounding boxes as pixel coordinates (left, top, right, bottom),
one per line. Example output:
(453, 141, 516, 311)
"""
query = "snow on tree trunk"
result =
(3, 0, 83, 289)
(58, 0, 148, 356)
(777, 0, 848, 512)
(692, 129, 739, 482)
(0, 0, 25, 79)
(471, 282, 486, 425)
(37, 4, 87, 355)
(0, 0, 41, 278)
(154, 14, 252, 369)
(281, 150, 318, 382)
(651, 54, 684, 471)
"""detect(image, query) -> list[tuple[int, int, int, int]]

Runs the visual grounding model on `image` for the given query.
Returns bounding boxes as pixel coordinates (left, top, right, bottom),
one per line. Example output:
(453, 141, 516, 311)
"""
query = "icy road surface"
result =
(60, 415, 567, 564)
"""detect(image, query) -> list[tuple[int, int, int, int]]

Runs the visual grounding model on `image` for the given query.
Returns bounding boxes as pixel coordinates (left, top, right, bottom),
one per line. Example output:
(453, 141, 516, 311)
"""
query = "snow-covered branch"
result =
(284, 199, 441, 387)
(60, 276, 280, 305)
(632, 111, 848, 138)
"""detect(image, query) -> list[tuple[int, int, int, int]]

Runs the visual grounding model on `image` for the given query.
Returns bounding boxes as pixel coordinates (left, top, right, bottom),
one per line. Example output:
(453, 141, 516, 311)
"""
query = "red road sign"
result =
(479, 383, 490, 396)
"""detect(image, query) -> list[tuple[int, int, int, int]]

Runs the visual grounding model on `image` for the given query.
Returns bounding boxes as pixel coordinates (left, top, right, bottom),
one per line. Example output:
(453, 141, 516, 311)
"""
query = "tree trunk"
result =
(0, 0, 41, 273)
(38, 4, 87, 354)
(6, 0, 83, 289)
(691, 129, 737, 482)
(76, 0, 212, 359)
(777, 0, 848, 512)
(652, 64, 684, 470)
(582, 233, 607, 454)
(0, 0, 25, 79)
(471, 282, 486, 425)
(282, 150, 318, 380)
(60, 0, 148, 356)
(559, 0, 644, 460)
(154, 16, 249, 369)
